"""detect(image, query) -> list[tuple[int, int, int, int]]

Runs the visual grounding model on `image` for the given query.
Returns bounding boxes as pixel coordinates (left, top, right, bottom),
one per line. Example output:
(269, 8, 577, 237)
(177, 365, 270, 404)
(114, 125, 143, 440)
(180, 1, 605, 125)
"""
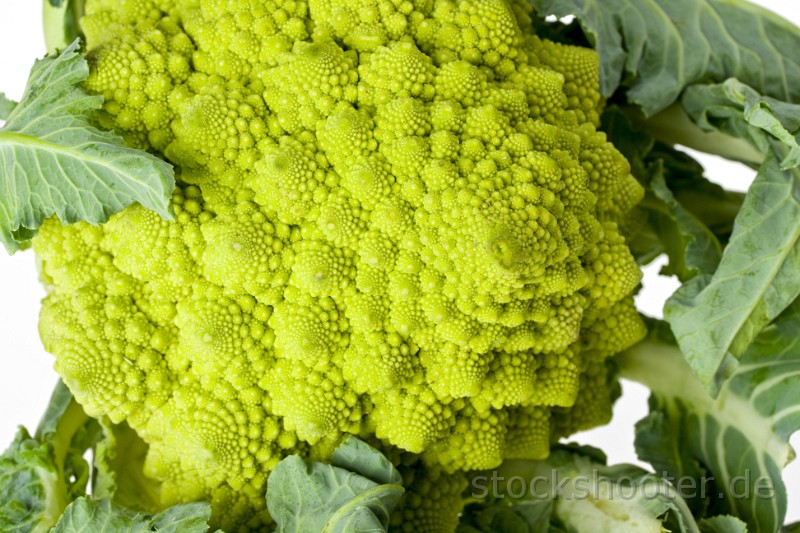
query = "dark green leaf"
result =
(530, 0, 800, 116)
(646, 163, 723, 280)
(458, 499, 554, 533)
(0, 381, 96, 533)
(601, 107, 727, 279)
(634, 403, 710, 517)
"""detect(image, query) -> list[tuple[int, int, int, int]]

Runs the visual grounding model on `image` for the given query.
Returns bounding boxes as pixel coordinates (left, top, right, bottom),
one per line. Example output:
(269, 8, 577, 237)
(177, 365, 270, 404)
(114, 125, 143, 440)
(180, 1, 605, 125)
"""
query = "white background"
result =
(0, 0, 798, 524)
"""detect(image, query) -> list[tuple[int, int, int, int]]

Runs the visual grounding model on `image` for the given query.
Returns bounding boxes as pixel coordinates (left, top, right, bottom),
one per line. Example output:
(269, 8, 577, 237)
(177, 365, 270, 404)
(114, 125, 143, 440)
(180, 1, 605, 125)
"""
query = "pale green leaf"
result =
(0, 39, 174, 254)
(91, 421, 161, 513)
(478, 447, 701, 533)
(35, 380, 77, 441)
(0, 93, 16, 121)
(266, 437, 404, 533)
(664, 154, 800, 391)
(330, 436, 402, 486)
(43, 0, 85, 54)
(682, 80, 800, 170)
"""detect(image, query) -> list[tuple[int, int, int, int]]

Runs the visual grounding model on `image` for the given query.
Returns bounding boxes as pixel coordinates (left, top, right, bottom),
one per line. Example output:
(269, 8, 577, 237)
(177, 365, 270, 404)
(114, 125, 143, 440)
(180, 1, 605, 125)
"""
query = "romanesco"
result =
(34, 0, 647, 529)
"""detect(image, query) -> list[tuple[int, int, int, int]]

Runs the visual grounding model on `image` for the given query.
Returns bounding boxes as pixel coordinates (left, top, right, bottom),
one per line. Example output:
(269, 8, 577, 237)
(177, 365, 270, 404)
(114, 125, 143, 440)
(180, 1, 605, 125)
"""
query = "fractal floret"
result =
(34, 0, 647, 529)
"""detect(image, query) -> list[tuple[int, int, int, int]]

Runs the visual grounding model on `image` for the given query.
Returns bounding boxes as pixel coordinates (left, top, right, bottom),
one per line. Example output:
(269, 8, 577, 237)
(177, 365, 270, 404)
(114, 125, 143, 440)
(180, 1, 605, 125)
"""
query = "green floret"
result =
(83, 16, 193, 150)
(263, 40, 359, 132)
(33, 0, 648, 530)
(358, 42, 437, 106)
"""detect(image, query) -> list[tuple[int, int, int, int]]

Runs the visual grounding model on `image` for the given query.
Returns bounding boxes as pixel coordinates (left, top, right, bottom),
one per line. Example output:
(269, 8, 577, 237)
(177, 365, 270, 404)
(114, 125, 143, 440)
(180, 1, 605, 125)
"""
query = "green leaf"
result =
(621, 307, 800, 533)
(662, 81, 800, 391)
(682, 80, 800, 170)
(51, 498, 212, 533)
(530, 0, 800, 116)
(641, 159, 723, 280)
(634, 402, 711, 518)
(91, 421, 161, 513)
(330, 436, 403, 486)
(35, 379, 78, 441)
(698, 516, 748, 533)
(588, 29, 800, 393)
(266, 437, 404, 533)
(601, 107, 729, 279)
(0, 381, 205, 532)
(0, 381, 97, 533)
(0, 39, 174, 254)
(0, 428, 64, 533)
(550, 469, 698, 533)
(464, 446, 702, 533)
(457, 499, 554, 533)
(0, 93, 16, 121)
(664, 153, 800, 391)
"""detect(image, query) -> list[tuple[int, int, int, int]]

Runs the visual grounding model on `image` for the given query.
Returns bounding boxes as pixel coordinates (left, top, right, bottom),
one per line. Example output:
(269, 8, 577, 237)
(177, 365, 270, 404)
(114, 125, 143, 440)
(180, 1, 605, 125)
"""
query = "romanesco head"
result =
(35, 0, 647, 530)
